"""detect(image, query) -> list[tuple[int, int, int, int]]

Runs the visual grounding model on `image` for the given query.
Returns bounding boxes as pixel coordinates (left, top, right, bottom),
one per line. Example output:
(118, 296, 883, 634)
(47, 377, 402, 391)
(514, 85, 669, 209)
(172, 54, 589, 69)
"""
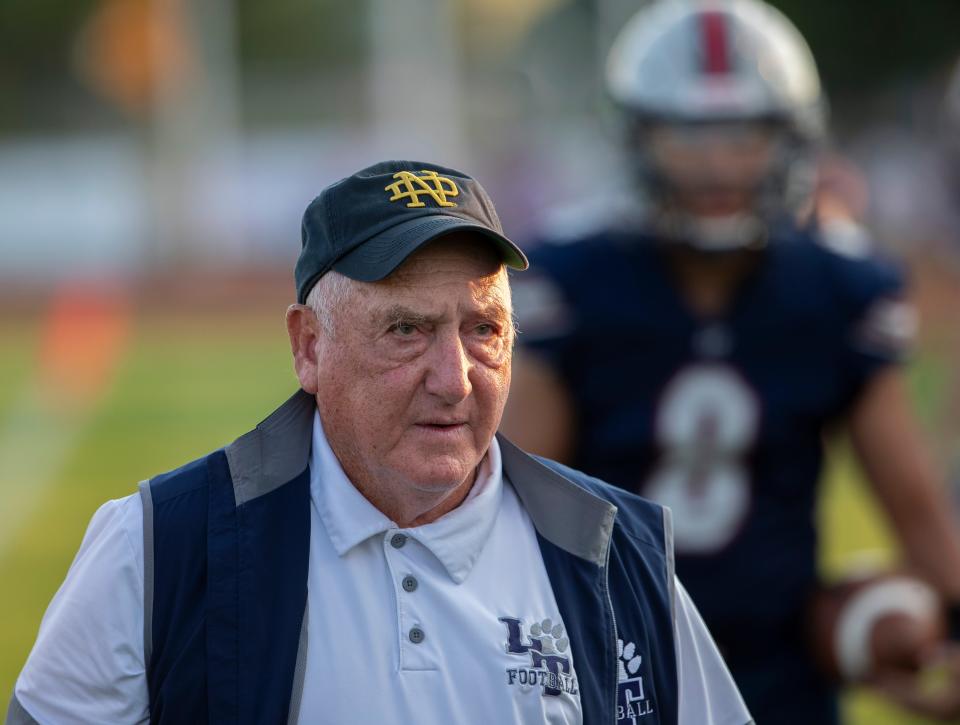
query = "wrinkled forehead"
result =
(394, 233, 506, 276)
(384, 235, 508, 293)
(346, 237, 511, 318)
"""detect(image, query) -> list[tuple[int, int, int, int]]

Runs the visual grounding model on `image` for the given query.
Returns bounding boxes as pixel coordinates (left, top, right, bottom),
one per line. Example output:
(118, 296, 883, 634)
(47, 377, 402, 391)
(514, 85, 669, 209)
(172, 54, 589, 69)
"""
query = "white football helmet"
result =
(605, 0, 827, 251)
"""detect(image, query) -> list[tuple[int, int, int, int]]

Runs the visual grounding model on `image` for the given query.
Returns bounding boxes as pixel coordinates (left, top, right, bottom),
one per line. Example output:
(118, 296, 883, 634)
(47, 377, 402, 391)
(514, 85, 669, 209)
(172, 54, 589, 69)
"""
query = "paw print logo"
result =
(530, 618, 569, 655)
(617, 638, 642, 682)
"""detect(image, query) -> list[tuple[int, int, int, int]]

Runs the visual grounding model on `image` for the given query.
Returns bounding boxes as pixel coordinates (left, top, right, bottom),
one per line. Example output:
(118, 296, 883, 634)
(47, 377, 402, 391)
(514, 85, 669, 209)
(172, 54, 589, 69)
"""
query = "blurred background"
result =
(0, 0, 958, 721)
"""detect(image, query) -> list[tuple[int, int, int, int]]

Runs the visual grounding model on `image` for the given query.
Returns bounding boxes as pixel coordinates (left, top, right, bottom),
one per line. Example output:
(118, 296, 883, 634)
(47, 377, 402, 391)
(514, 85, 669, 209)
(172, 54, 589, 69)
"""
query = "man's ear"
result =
(286, 304, 321, 394)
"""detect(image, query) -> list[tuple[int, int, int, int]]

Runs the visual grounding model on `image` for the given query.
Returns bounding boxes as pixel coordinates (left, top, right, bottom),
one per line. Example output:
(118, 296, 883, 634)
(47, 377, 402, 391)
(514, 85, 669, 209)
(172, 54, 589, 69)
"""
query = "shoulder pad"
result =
(512, 272, 574, 341)
(814, 218, 874, 259)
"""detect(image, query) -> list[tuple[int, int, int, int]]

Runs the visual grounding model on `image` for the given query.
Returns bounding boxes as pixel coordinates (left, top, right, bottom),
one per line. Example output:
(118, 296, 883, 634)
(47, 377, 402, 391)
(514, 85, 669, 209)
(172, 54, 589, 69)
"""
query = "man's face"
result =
(307, 234, 513, 504)
(648, 121, 778, 217)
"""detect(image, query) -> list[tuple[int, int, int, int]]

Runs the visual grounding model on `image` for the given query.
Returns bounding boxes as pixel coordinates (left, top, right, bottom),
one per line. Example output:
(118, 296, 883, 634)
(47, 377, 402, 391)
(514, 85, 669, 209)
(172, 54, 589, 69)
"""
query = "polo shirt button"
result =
(402, 575, 418, 592)
(390, 533, 407, 549)
(409, 627, 425, 644)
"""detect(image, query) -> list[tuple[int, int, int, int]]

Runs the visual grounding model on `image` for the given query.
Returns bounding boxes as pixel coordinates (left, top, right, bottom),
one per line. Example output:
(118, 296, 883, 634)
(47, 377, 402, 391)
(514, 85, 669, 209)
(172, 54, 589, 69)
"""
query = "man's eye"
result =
(392, 322, 417, 336)
(475, 323, 495, 336)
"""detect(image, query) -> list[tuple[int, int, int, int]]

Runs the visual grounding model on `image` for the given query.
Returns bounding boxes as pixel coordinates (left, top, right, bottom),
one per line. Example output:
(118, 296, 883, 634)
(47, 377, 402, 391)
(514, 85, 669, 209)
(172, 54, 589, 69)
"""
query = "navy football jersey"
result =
(513, 226, 911, 664)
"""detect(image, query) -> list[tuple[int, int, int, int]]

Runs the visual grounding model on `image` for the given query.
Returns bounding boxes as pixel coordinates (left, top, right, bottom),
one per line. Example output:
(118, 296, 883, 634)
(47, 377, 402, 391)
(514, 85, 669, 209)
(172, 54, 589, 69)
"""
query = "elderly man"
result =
(8, 161, 751, 725)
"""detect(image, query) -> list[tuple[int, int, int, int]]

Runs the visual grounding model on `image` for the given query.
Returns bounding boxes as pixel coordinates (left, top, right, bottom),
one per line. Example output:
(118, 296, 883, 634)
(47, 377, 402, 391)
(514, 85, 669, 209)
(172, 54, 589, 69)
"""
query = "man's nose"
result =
(697, 147, 736, 181)
(425, 331, 472, 404)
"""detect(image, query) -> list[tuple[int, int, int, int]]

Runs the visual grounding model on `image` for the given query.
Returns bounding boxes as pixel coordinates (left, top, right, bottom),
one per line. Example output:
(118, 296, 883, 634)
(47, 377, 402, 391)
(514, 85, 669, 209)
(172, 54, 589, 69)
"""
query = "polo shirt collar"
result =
(310, 410, 503, 584)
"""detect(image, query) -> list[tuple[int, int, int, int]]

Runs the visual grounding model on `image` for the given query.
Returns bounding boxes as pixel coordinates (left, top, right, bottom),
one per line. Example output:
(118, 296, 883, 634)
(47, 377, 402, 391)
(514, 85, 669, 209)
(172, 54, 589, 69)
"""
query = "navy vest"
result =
(139, 391, 679, 725)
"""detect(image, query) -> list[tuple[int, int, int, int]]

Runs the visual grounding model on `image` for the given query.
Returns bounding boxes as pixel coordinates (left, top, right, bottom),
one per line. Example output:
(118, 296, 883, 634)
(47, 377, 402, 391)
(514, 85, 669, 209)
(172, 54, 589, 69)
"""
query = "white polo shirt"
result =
(301, 411, 582, 723)
(14, 412, 750, 724)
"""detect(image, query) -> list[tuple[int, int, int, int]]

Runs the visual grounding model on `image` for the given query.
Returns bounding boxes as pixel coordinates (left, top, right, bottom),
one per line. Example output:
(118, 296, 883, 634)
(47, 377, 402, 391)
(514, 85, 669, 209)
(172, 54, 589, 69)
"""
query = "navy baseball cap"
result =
(295, 160, 529, 303)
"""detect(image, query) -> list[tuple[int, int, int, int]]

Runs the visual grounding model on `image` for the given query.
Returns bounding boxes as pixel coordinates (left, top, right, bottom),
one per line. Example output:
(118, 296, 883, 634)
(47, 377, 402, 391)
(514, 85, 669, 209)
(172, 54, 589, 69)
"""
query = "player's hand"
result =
(869, 643, 960, 721)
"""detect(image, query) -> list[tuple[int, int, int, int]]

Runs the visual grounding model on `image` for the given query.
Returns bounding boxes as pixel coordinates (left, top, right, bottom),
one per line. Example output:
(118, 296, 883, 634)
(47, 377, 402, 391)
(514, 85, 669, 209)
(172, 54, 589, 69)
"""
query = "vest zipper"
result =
(602, 525, 618, 724)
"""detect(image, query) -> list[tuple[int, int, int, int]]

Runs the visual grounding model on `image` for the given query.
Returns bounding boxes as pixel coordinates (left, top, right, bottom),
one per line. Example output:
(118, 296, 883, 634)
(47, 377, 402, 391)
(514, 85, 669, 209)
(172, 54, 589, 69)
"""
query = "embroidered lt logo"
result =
(617, 637, 655, 722)
(384, 170, 459, 208)
(500, 616, 578, 697)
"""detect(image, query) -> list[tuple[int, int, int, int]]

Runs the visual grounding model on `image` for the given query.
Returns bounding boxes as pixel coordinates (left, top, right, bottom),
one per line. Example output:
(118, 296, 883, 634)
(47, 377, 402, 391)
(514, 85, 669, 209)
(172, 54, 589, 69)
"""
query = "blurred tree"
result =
(0, 0, 366, 132)
(234, 0, 367, 124)
(0, 0, 96, 74)
(235, 0, 363, 71)
(0, 0, 98, 129)
(767, 0, 960, 95)
(2, 0, 958, 133)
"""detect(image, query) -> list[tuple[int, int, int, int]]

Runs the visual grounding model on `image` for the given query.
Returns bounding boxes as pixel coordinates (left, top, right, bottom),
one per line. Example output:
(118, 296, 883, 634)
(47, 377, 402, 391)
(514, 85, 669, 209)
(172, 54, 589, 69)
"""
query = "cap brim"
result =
(331, 215, 528, 283)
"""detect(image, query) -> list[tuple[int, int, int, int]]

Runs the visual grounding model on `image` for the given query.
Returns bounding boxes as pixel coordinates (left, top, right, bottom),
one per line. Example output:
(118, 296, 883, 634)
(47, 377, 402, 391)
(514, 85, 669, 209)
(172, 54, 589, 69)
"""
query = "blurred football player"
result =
(503, 1, 960, 722)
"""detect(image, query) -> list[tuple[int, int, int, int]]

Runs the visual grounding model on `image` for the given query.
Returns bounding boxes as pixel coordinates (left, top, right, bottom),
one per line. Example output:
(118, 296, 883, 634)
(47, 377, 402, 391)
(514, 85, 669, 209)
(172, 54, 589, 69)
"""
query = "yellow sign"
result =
(385, 170, 459, 208)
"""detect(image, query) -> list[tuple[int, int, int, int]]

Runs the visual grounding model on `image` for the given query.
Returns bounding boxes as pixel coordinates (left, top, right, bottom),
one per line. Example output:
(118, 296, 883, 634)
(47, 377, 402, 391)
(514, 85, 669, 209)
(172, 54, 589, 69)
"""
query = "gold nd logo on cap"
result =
(385, 170, 459, 208)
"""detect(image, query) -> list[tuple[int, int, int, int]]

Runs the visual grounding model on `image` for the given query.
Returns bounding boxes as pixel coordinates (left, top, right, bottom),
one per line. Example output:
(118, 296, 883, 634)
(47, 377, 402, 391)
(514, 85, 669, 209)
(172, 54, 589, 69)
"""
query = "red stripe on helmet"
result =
(701, 11, 730, 75)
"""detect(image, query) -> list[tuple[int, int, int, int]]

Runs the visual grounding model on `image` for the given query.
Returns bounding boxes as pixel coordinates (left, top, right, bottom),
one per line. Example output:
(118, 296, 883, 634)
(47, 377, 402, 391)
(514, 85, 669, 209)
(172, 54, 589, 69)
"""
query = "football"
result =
(809, 571, 945, 683)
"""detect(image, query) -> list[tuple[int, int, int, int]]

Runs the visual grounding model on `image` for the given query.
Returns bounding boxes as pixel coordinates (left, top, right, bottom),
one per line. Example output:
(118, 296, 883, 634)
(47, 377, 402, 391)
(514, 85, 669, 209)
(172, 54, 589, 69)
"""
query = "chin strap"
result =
(655, 208, 768, 252)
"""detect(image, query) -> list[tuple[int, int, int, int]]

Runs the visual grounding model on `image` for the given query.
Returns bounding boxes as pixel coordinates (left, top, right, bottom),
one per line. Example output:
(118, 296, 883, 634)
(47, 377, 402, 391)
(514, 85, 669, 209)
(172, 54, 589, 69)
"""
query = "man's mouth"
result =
(416, 421, 467, 431)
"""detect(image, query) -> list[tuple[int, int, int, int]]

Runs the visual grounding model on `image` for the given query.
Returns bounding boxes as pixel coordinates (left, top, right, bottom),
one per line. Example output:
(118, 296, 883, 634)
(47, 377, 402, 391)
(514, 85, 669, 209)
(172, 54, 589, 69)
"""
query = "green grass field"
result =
(0, 304, 955, 724)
